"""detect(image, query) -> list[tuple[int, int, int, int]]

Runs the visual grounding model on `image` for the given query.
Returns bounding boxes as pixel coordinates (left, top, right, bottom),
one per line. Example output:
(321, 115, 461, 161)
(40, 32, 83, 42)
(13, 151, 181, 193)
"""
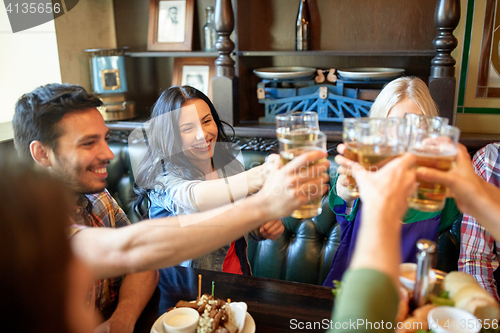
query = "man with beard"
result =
(12, 84, 159, 333)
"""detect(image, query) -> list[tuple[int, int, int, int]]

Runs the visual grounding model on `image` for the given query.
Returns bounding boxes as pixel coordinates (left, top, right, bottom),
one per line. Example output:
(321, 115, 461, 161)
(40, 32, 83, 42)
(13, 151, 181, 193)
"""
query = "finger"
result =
(296, 181, 329, 203)
(456, 144, 472, 166)
(337, 174, 351, 187)
(268, 224, 285, 240)
(282, 150, 328, 173)
(335, 154, 355, 168)
(261, 221, 283, 236)
(416, 167, 453, 187)
(293, 165, 330, 185)
(337, 165, 350, 176)
(337, 143, 346, 155)
(350, 162, 368, 183)
(379, 153, 417, 171)
(266, 153, 281, 164)
(260, 219, 280, 230)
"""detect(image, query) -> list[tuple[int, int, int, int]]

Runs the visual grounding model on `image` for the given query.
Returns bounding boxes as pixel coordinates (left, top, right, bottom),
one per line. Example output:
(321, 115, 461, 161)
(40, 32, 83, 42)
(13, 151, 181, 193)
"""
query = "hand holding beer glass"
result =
(342, 118, 369, 198)
(278, 130, 327, 218)
(406, 114, 460, 212)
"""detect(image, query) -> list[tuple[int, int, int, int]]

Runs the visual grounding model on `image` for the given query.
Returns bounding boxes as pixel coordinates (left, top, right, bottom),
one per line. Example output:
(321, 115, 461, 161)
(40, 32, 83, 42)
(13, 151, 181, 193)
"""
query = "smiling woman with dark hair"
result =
(134, 85, 285, 274)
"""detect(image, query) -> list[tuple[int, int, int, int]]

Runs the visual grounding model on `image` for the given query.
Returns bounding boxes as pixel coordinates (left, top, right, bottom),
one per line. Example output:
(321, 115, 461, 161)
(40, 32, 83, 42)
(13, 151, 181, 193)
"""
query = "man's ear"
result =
(30, 140, 53, 167)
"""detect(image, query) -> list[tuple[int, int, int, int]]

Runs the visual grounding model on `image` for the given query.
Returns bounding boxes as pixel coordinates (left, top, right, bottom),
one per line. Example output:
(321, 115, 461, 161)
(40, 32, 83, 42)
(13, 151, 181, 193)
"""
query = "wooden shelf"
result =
(125, 51, 219, 58)
(235, 50, 437, 57)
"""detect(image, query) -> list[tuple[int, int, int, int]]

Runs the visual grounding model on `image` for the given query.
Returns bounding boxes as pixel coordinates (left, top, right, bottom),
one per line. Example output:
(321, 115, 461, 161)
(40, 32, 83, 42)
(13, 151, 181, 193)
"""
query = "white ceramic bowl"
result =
(399, 263, 437, 290)
(427, 306, 480, 333)
(162, 307, 199, 333)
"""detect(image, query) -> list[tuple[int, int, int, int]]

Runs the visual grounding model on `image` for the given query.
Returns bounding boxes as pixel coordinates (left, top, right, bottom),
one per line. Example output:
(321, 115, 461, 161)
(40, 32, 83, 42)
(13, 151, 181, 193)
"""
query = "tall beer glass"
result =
(357, 118, 407, 171)
(278, 130, 327, 219)
(407, 124, 460, 212)
(404, 113, 449, 144)
(276, 111, 319, 139)
(342, 118, 369, 197)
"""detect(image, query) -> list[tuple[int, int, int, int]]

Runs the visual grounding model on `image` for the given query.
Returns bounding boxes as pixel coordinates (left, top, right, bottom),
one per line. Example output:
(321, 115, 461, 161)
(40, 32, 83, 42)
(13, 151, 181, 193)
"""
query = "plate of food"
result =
(253, 67, 317, 80)
(395, 270, 500, 331)
(151, 294, 255, 333)
(337, 67, 404, 81)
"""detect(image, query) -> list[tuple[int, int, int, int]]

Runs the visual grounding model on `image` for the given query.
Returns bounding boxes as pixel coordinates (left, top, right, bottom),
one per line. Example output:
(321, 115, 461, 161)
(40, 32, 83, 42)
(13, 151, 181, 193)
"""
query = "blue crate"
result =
(258, 84, 373, 123)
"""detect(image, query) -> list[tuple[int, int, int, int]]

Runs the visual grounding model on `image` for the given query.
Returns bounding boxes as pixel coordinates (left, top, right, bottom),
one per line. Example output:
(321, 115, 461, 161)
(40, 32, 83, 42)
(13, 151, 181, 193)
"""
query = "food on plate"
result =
(396, 304, 436, 333)
(171, 294, 239, 333)
(428, 294, 454, 307)
(444, 272, 500, 321)
(443, 271, 477, 298)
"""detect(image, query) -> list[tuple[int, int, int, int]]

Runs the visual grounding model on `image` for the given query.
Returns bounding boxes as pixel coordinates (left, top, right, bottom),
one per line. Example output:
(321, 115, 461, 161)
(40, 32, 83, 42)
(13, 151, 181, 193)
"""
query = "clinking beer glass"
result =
(342, 118, 369, 197)
(357, 118, 407, 171)
(407, 120, 460, 212)
(275, 111, 319, 139)
(278, 130, 327, 219)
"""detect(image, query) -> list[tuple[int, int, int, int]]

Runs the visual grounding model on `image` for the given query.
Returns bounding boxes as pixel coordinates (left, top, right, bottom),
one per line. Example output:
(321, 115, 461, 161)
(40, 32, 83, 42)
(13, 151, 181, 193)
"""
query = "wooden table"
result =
(134, 266, 335, 333)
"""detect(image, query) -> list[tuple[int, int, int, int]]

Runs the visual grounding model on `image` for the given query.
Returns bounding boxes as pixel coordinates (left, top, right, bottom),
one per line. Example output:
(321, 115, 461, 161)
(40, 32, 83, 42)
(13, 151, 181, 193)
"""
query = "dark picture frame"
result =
(147, 0, 194, 51)
(476, 0, 500, 98)
(172, 57, 216, 99)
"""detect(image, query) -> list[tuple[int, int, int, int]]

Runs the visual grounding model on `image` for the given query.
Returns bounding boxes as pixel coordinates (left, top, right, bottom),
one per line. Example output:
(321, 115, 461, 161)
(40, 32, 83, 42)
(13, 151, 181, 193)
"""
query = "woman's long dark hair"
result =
(133, 86, 238, 218)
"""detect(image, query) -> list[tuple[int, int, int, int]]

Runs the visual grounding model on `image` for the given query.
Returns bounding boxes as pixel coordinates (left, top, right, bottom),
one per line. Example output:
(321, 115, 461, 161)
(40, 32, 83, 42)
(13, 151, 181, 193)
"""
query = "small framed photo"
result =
(147, 0, 194, 51)
(172, 57, 216, 99)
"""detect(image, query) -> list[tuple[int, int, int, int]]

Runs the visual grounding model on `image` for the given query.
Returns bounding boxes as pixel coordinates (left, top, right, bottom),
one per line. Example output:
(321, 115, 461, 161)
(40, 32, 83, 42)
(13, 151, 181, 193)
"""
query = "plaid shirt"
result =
(70, 189, 130, 313)
(459, 143, 500, 300)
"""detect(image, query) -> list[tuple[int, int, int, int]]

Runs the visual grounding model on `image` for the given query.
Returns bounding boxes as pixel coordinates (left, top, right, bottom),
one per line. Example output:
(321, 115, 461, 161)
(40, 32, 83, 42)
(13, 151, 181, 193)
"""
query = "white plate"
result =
(253, 67, 317, 80)
(337, 67, 405, 81)
(151, 311, 256, 333)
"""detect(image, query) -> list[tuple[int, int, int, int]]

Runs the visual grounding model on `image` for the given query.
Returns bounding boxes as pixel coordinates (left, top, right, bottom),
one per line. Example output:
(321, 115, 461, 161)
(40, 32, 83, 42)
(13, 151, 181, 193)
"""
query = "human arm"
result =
(417, 144, 500, 241)
(329, 153, 417, 332)
(94, 270, 159, 333)
(71, 150, 329, 279)
(329, 269, 399, 333)
(193, 154, 280, 211)
(458, 214, 500, 301)
(348, 153, 417, 287)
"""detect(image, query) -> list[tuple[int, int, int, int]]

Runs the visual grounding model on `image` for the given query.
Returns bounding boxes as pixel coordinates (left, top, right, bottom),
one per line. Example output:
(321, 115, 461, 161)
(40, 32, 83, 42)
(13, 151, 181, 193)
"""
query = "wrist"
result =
(248, 191, 279, 222)
(109, 311, 136, 328)
(248, 165, 265, 193)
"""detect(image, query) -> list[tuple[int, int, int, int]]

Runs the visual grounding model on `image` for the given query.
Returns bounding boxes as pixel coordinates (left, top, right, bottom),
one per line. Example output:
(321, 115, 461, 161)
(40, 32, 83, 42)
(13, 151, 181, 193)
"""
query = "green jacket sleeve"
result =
(329, 269, 399, 333)
(437, 198, 462, 233)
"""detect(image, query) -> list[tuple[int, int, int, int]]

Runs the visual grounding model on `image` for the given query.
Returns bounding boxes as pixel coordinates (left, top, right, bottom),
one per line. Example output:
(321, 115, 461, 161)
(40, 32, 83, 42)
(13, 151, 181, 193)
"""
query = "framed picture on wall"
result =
(172, 57, 216, 99)
(147, 0, 194, 51)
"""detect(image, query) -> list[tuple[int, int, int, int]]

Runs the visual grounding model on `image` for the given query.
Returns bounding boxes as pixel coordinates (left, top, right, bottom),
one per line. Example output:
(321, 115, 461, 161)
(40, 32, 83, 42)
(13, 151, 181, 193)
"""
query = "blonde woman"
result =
(323, 76, 461, 287)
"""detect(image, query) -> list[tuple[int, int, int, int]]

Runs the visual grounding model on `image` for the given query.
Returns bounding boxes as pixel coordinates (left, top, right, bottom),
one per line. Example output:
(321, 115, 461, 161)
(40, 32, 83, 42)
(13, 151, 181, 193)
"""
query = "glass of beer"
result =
(357, 118, 407, 171)
(278, 130, 327, 219)
(405, 113, 449, 145)
(276, 111, 319, 139)
(407, 123, 460, 212)
(342, 118, 369, 197)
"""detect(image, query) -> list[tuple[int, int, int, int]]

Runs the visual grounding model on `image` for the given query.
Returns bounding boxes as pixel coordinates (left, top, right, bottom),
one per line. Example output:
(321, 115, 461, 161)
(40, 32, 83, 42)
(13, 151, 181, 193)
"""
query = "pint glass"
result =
(276, 111, 319, 139)
(278, 130, 327, 219)
(407, 123, 460, 212)
(357, 118, 407, 171)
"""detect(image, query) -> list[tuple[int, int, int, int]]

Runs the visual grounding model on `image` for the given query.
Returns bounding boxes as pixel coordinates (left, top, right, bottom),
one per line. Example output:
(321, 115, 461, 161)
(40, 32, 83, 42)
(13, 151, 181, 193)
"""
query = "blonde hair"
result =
(369, 76, 439, 118)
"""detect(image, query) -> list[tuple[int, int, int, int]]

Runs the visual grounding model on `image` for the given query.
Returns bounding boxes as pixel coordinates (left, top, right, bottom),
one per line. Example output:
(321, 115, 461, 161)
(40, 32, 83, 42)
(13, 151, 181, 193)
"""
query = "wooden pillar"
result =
(212, 0, 237, 126)
(428, 0, 460, 124)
